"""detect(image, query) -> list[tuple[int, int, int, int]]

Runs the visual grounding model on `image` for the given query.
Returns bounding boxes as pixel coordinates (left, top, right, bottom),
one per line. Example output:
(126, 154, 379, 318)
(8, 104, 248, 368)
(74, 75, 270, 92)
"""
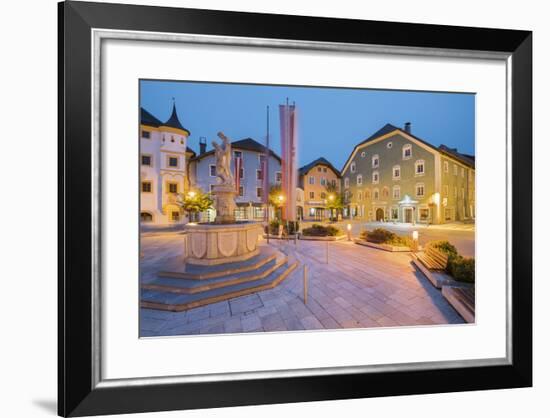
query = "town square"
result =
(139, 80, 476, 337)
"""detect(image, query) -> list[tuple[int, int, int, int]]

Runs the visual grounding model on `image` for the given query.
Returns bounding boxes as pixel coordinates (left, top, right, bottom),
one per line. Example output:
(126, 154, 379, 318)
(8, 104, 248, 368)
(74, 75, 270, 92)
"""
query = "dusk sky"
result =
(140, 80, 475, 170)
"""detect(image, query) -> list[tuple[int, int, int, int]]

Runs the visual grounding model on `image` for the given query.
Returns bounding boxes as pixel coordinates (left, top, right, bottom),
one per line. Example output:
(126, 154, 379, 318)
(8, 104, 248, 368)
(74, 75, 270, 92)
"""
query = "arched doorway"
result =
(376, 208, 384, 221)
(140, 212, 153, 222)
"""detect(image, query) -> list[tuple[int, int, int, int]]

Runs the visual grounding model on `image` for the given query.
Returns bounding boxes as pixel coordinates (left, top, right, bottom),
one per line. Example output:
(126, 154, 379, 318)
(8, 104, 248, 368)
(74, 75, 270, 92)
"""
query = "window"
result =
(372, 154, 379, 168)
(350, 162, 356, 173)
(445, 208, 453, 221)
(141, 130, 151, 139)
(357, 191, 362, 202)
(234, 151, 242, 159)
(344, 177, 350, 188)
(461, 167, 465, 177)
(309, 176, 315, 185)
(402, 144, 412, 160)
(373, 188, 379, 200)
(361, 151, 366, 158)
(416, 183, 425, 197)
(141, 155, 151, 166)
(344, 191, 350, 201)
(365, 189, 371, 199)
(461, 187, 465, 199)
(372, 171, 379, 184)
(275, 172, 282, 183)
(454, 186, 458, 197)
(331, 179, 336, 187)
(391, 208, 399, 220)
(209, 165, 216, 177)
(387, 141, 393, 149)
(320, 177, 326, 186)
(256, 169, 263, 181)
(419, 208, 430, 221)
(382, 187, 389, 198)
(323, 167, 327, 173)
(256, 187, 263, 198)
(357, 174, 363, 185)
(392, 165, 401, 180)
(259, 154, 267, 165)
(321, 192, 327, 199)
(239, 167, 244, 179)
(309, 191, 315, 199)
(209, 184, 215, 193)
(171, 211, 180, 221)
(393, 186, 400, 199)
(239, 186, 244, 197)
(140, 212, 153, 222)
(443, 185, 449, 197)
(168, 156, 178, 168)
(415, 160, 425, 176)
(443, 160, 449, 173)
(453, 164, 458, 175)
(141, 181, 152, 193)
(167, 183, 178, 194)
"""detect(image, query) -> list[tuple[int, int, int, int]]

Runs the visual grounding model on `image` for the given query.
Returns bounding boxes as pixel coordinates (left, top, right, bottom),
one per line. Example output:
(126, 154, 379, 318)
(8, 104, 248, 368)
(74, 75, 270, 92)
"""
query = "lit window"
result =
(419, 208, 430, 221)
(168, 183, 178, 194)
(168, 156, 178, 168)
(141, 155, 152, 166)
(357, 175, 363, 185)
(402, 144, 412, 160)
(372, 154, 379, 168)
(344, 178, 349, 188)
(393, 165, 401, 180)
(416, 183, 425, 197)
(141, 181, 152, 193)
(443, 160, 449, 172)
(141, 130, 151, 139)
(209, 165, 216, 177)
(372, 171, 379, 184)
(351, 162, 356, 173)
(309, 176, 315, 185)
(393, 186, 400, 199)
(415, 160, 425, 176)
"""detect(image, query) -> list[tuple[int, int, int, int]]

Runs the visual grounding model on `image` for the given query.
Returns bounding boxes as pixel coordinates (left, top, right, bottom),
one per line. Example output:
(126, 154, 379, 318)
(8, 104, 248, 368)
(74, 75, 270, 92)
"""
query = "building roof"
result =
(140, 107, 162, 127)
(341, 123, 475, 173)
(191, 137, 281, 162)
(298, 157, 341, 177)
(140, 104, 191, 136)
(186, 146, 196, 157)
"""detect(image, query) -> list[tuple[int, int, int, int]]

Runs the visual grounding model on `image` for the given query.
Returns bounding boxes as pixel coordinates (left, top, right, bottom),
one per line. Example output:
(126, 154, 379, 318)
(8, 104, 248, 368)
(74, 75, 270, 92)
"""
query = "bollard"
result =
(303, 265, 308, 304)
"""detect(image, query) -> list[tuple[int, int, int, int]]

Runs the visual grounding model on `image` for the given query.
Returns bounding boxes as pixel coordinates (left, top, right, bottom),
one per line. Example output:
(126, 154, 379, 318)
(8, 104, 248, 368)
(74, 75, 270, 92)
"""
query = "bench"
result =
(442, 286, 475, 323)
(416, 243, 449, 270)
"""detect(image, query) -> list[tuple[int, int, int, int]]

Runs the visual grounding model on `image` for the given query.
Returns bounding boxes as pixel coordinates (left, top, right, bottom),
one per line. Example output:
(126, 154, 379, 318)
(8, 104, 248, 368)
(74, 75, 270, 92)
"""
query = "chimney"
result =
(404, 122, 411, 133)
(199, 137, 207, 154)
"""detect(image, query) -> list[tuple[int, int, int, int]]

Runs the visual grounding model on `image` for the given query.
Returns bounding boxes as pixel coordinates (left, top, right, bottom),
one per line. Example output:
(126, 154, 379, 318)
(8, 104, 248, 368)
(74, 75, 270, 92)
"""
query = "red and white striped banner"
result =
(279, 102, 298, 222)
(234, 156, 242, 194)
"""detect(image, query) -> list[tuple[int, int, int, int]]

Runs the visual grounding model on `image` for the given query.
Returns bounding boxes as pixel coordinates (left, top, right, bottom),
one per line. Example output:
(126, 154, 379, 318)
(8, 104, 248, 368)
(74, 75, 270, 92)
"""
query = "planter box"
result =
(411, 254, 474, 290)
(354, 238, 411, 252)
(299, 234, 346, 241)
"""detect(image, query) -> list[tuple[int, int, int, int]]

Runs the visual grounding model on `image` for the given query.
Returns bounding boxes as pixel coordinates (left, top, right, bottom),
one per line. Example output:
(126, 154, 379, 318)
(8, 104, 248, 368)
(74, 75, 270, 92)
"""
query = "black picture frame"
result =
(58, 1, 532, 416)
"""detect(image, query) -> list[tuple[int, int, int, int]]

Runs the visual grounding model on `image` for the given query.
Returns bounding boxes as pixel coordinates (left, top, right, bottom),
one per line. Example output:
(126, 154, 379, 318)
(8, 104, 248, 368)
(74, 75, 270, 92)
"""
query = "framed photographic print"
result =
(58, 1, 532, 416)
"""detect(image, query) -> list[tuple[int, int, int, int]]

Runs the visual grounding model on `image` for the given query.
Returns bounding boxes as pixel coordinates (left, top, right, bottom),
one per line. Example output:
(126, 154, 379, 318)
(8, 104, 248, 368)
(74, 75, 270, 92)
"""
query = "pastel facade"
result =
(140, 105, 195, 226)
(340, 123, 475, 224)
(298, 157, 341, 221)
(189, 138, 282, 221)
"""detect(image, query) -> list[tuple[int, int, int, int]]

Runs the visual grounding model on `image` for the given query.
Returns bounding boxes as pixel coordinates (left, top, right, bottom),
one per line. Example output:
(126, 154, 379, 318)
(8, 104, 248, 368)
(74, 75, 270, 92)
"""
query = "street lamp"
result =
(411, 230, 419, 252)
(347, 223, 352, 241)
(187, 190, 196, 198)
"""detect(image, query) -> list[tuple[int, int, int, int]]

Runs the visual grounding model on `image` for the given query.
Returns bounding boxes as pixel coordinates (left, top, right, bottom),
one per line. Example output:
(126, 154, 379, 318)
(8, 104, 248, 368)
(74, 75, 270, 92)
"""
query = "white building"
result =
(140, 104, 195, 226)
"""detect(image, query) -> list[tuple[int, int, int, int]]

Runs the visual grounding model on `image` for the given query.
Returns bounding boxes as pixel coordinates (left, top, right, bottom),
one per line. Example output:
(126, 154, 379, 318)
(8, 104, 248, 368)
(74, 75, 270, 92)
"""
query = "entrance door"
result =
(376, 208, 384, 221)
(404, 207, 413, 223)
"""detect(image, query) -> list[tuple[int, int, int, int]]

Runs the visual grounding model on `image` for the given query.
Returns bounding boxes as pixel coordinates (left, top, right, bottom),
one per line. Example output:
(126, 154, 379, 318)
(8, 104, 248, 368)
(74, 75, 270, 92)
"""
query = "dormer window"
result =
(402, 144, 412, 160)
(372, 154, 379, 168)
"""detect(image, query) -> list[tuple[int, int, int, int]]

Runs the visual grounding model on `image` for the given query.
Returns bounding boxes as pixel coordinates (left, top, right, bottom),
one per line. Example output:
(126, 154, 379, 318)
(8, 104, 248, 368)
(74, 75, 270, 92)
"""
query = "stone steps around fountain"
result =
(142, 256, 285, 294)
(158, 245, 278, 280)
(140, 259, 299, 312)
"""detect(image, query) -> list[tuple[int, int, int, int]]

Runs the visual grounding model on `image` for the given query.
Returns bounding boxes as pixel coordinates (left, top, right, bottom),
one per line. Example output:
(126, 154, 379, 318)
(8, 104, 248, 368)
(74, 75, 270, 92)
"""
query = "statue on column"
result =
(211, 131, 237, 224)
(212, 132, 234, 187)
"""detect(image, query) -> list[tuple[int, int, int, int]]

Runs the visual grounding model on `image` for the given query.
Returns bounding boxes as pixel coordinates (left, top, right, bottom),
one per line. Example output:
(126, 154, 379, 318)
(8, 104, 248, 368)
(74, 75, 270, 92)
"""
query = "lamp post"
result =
(329, 194, 334, 221)
(347, 223, 352, 241)
(412, 230, 419, 252)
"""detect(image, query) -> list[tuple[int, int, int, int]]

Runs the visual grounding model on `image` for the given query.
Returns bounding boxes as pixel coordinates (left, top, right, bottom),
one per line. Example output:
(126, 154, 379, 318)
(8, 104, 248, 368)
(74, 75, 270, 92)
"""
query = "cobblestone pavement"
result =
(140, 233, 464, 337)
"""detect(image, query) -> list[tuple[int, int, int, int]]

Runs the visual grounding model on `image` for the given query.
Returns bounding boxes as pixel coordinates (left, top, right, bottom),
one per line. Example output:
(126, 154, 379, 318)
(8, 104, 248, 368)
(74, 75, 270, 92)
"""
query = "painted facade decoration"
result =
(298, 157, 341, 221)
(139, 104, 195, 226)
(340, 123, 475, 224)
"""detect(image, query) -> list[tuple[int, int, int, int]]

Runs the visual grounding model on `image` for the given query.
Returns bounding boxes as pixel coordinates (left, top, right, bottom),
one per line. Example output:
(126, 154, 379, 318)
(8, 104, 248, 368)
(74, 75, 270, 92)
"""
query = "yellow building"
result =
(298, 157, 341, 221)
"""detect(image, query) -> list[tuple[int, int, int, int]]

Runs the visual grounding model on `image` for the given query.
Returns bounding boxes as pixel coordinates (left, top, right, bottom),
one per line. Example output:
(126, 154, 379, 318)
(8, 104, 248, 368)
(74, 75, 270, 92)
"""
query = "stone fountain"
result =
(140, 132, 298, 312)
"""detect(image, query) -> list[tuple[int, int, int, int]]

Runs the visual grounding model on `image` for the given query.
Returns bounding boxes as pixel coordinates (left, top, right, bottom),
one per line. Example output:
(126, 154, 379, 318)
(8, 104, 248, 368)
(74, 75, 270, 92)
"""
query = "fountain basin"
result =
(183, 221, 263, 265)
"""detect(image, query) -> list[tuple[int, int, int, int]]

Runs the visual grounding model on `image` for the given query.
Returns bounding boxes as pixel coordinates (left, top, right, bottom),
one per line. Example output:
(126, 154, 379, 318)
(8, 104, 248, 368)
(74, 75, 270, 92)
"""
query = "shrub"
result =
(446, 255, 475, 283)
(302, 224, 343, 237)
(430, 240, 458, 258)
(360, 228, 412, 247)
